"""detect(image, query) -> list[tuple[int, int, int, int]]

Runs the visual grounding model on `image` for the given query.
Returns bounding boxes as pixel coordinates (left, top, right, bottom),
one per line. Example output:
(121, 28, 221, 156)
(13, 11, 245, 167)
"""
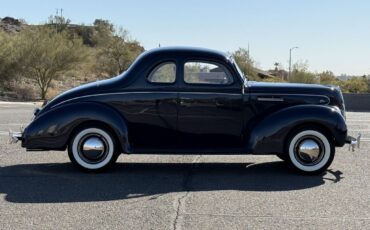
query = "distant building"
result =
(257, 70, 275, 79)
(337, 74, 350, 81)
(267, 69, 288, 80)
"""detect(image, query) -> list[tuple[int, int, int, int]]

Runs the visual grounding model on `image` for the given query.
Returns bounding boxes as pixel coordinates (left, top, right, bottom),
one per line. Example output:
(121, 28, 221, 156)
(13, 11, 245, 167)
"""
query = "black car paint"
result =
(22, 47, 348, 155)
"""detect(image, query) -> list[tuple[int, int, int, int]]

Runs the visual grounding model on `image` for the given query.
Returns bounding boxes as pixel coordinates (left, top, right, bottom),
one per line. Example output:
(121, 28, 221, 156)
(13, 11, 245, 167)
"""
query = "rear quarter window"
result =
(147, 62, 176, 83)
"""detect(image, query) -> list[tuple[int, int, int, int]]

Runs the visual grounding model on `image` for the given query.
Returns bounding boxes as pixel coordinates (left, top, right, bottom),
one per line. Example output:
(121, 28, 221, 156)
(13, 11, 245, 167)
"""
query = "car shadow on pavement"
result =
(0, 161, 343, 203)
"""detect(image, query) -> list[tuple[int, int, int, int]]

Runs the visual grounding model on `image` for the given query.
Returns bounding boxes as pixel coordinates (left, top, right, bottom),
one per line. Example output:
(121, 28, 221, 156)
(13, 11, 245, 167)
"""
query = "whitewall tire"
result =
(68, 127, 119, 172)
(287, 129, 335, 174)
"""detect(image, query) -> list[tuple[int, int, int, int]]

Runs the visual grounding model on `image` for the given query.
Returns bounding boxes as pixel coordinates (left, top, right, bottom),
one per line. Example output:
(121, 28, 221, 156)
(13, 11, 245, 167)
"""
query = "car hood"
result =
(247, 81, 338, 95)
(246, 81, 345, 110)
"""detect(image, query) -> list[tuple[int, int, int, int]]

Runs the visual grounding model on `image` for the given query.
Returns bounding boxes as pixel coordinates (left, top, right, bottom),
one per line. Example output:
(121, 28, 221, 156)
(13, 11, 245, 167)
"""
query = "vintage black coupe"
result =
(10, 47, 360, 174)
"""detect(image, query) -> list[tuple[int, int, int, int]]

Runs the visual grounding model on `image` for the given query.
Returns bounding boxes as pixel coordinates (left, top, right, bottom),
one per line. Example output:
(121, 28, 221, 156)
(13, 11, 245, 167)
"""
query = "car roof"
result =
(141, 46, 230, 60)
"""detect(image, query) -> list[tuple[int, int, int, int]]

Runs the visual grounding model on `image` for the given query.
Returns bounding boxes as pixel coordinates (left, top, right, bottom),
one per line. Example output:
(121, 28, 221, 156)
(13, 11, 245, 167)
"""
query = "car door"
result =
(177, 60, 244, 149)
(121, 61, 179, 149)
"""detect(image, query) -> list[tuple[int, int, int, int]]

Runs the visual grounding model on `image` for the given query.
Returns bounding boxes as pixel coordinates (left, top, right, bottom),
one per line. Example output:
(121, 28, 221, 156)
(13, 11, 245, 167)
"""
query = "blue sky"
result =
(1, 0, 369, 75)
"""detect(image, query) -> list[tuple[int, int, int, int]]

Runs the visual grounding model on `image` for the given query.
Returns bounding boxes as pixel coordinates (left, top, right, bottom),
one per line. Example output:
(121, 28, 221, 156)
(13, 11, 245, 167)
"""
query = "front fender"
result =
(22, 102, 130, 152)
(246, 105, 347, 154)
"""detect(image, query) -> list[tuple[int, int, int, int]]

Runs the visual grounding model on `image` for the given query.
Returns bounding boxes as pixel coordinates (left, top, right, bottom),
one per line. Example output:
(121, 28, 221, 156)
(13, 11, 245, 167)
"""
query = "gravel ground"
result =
(0, 102, 369, 230)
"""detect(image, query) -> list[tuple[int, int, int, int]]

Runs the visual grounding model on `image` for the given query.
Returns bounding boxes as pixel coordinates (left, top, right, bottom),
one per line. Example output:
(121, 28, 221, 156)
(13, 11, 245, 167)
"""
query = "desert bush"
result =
(339, 77, 368, 93)
(11, 84, 37, 100)
(0, 31, 21, 85)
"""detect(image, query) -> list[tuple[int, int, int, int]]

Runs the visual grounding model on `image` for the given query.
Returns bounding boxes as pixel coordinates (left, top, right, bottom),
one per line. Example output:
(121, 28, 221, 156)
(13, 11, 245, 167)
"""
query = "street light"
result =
(288, 46, 299, 81)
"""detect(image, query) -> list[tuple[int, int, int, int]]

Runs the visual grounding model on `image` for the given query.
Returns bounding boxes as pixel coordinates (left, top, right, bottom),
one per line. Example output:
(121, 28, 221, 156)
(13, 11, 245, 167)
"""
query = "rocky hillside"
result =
(0, 17, 25, 33)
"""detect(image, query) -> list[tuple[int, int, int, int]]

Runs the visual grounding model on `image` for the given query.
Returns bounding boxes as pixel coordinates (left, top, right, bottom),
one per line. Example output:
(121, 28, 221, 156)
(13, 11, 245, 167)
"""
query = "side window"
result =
(147, 62, 176, 83)
(184, 61, 233, 85)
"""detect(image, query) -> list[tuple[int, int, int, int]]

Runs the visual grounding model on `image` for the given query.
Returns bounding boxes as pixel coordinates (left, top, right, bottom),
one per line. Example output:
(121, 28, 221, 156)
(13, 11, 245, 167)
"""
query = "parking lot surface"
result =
(0, 102, 369, 229)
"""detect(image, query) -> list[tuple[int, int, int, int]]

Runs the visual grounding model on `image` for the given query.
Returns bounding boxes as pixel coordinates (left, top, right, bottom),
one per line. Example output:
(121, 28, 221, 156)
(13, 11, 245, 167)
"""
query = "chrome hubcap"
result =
(295, 137, 324, 165)
(79, 136, 108, 163)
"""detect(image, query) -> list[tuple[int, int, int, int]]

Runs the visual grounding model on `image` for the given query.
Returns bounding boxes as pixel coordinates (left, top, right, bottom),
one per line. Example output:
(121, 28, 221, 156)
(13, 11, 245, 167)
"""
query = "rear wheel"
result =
(68, 127, 120, 172)
(286, 128, 335, 174)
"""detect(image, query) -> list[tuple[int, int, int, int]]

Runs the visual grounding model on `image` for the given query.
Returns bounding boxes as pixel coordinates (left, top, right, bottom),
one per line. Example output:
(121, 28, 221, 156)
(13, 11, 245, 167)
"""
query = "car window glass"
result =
(184, 62, 233, 85)
(147, 62, 176, 83)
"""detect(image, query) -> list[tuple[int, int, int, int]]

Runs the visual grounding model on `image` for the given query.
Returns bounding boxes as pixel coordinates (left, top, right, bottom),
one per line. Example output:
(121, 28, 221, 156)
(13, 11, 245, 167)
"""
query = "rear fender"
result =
(22, 102, 130, 152)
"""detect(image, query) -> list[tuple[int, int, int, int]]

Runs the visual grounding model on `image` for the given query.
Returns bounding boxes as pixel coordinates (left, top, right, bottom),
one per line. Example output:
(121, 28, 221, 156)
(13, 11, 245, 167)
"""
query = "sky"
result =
(1, 0, 369, 75)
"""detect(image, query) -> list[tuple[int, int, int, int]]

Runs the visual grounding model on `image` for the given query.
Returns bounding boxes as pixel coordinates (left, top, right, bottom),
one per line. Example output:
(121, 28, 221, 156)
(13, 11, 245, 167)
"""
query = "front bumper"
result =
(345, 133, 361, 151)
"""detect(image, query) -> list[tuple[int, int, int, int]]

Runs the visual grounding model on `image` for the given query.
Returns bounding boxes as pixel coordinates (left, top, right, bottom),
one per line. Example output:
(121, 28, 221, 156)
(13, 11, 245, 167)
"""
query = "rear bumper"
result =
(9, 130, 23, 144)
(345, 133, 361, 151)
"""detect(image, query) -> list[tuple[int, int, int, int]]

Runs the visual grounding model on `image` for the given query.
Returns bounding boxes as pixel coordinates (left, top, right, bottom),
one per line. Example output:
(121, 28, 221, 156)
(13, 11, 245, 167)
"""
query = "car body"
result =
(10, 47, 359, 173)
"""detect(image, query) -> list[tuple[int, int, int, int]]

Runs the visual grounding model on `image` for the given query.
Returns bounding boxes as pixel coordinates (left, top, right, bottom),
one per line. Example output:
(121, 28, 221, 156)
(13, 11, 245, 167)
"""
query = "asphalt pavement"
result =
(0, 102, 369, 230)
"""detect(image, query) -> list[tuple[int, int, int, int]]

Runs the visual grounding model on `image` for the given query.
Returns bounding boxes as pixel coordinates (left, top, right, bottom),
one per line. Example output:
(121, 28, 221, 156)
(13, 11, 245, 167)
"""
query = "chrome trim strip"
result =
(251, 93, 330, 105)
(52, 91, 331, 109)
(51, 91, 242, 109)
(257, 97, 284, 102)
(177, 92, 240, 96)
(250, 93, 329, 98)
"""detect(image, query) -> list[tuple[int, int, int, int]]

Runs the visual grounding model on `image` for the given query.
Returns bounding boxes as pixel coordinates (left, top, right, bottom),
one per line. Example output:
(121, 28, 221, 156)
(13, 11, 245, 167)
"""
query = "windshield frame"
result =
(230, 56, 248, 85)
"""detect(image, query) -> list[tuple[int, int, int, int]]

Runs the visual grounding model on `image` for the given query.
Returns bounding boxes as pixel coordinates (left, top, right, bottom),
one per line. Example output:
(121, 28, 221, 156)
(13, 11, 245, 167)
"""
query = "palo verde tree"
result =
(232, 48, 259, 80)
(95, 29, 144, 77)
(17, 26, 86, 99)
(318, 70, 337, 84)
(289, 60, 317, 84)
(92, 19, 115, 47)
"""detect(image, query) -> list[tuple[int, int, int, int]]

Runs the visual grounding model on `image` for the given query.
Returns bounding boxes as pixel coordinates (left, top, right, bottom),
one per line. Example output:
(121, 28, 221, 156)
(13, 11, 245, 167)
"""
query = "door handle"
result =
(180, 98, 192, 106)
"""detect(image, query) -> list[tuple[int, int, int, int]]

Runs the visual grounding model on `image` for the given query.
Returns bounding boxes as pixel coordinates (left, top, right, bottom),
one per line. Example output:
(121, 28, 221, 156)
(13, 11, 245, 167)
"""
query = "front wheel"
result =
(68, 127, 119, 172)
(286, 129, 335, 174)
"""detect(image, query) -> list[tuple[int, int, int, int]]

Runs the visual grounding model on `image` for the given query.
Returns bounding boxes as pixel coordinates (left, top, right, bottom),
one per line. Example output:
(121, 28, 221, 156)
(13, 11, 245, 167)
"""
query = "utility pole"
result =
(288, 46, 299, 81)
(55, 9, 59, 32)
(247, 42, 250, 57)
